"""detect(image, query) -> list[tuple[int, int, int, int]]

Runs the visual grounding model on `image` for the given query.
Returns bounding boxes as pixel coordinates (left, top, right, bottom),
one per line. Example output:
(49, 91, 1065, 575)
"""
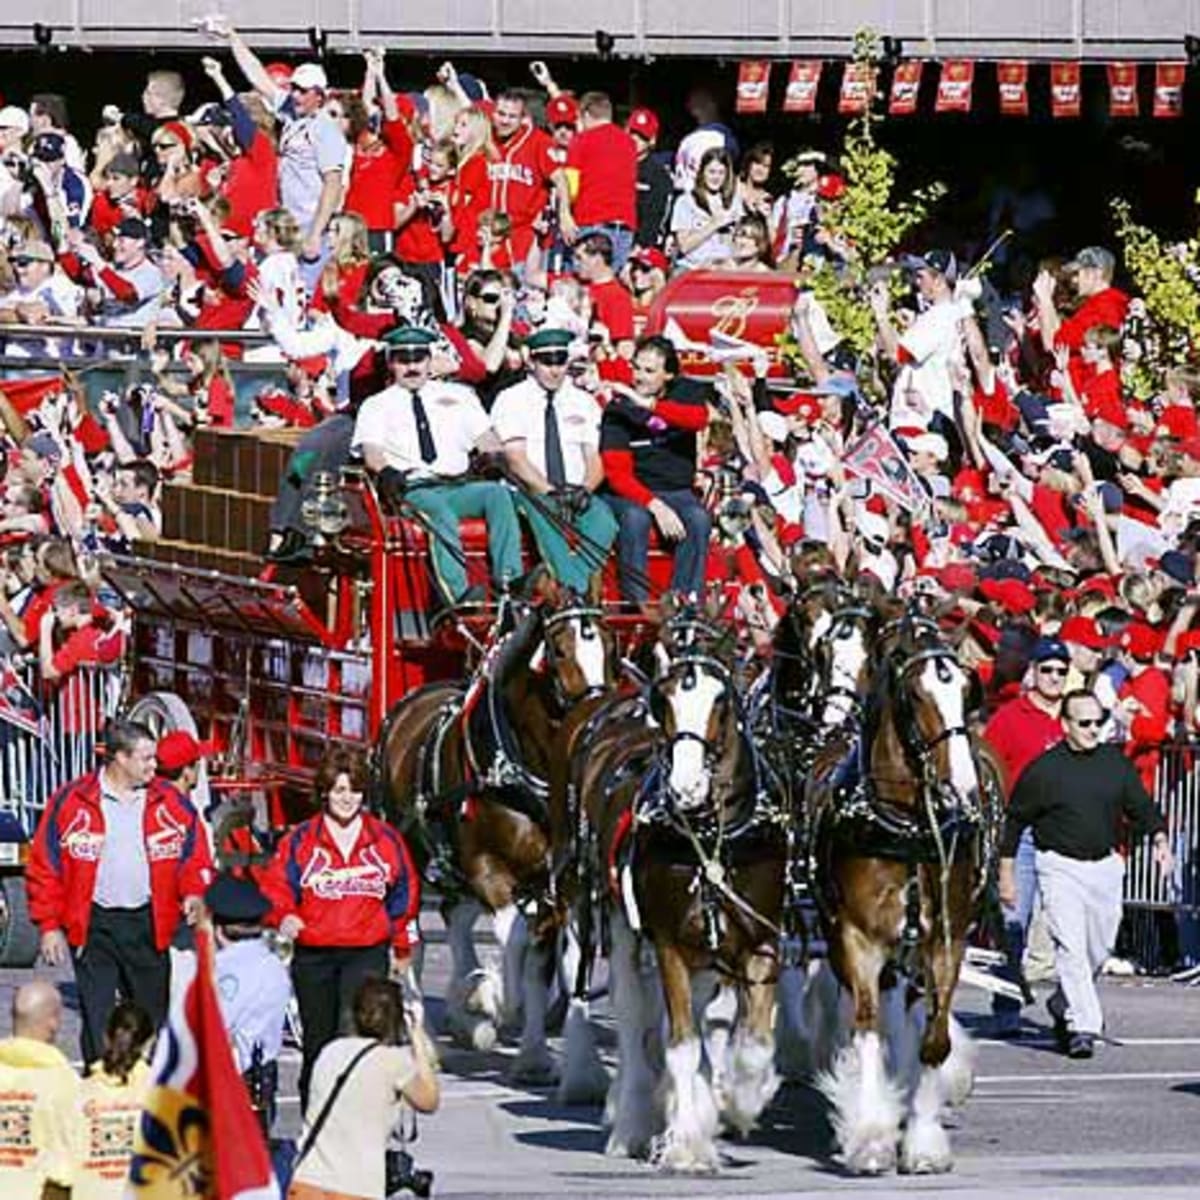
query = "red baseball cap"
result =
(1121, 621, 1164, 661)
(775, 393, 822, 422)
(979, 577, 1036, 616)
(1059, 615, 1111, 650)
(628, 246, 669, 273)
(627, 108, 660, 141)
(157, 731, 215, 772)
(546, 94, 579, 127)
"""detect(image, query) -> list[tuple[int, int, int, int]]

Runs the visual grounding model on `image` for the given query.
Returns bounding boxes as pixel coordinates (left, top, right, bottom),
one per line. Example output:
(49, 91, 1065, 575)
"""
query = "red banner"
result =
(843, 424, 930, 514)
(1051, 62, 1082, 118)
(736, 60, 771, 114)
(888, 61, 923, 115)
(997, 60, 1029, 116)
(783, 60, 823, 114)
(1107, 62, 1140, 117)
(839, 62, 876, 115)
(1154, 62, 1186, 118)
(935, 59, 975, 113)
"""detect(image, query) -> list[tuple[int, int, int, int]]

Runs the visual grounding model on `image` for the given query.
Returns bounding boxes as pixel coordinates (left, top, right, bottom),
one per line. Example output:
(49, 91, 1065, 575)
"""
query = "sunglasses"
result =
(1037, 665, 1069, 676)
(474, 291, 502, 304)
(152, 140, 180, 152)
(532, 351, 570, 366)
(11, 257, 39, 268)
(389, 348, 431, 364)
(1071, 718, 1104, 729)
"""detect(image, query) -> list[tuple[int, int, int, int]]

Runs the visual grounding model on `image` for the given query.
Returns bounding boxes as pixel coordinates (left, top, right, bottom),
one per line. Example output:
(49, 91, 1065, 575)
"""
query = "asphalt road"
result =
(3, 926, 1199, 1200)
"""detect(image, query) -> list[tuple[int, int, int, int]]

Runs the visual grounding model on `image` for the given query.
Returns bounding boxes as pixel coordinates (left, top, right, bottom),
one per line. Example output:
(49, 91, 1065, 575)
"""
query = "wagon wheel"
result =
(126, 691, 212, 820)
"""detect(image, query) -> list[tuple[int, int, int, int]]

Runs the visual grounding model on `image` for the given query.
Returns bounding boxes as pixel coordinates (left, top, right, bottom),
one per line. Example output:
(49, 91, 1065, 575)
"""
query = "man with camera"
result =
(61, 217, 164, 328)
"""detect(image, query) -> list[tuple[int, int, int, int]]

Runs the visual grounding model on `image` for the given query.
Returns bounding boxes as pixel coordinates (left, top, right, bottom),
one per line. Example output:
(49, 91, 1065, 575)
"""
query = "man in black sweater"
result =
(999, 690, 1174, 1058)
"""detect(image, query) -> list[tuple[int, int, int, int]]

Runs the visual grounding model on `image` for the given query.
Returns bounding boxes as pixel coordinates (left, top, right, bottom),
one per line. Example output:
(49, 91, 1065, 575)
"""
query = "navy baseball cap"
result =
(1030, 637, 1070, 664)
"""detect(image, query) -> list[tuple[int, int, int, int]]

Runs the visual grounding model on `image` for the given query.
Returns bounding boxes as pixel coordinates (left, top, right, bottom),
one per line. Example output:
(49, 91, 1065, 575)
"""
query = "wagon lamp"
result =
(301, 472, 350, 546)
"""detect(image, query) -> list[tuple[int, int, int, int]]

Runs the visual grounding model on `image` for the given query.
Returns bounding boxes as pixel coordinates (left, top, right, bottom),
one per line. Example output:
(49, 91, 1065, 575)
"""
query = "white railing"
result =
(0, 662, 125, 837)
(1124, 745, 1200, 915)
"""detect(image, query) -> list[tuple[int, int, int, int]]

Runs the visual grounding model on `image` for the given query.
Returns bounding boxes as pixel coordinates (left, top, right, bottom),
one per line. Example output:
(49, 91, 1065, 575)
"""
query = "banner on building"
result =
(1107, 62, 1140, 118)
(783, 60, 823, 114)
(736, 60, 771, 114)
(1153, 62, 1186, 118)
(888, 61, 923, 115)
(839, 62, 876, 115)
(1050, 61, 1082, 117)
(997, 60, 1029, 116)
(935, 60, 975, 113)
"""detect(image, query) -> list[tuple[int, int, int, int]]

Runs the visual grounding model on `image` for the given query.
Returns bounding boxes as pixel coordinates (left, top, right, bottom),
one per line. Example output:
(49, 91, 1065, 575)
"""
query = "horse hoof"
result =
(650, 1134, 720, 1175)
(558, 1063, 610, 1107)
(900, 1150, 954, 1175)
(900, 1122, 953, 1175)
(605, 1130, 652, 1160)
(469, 1020, 498, 1052)
(508, 1049, 558, 1086)
(843, 1134, 897, 1176)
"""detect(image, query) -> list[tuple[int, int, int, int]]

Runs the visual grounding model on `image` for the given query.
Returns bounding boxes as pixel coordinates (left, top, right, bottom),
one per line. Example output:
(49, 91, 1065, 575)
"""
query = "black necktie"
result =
(410, 389, 436, 464)
(544, 389, 567, 488)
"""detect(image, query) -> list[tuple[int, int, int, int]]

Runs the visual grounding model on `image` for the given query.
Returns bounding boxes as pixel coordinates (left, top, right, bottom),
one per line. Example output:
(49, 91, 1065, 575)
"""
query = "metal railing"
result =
(0, 661, 126, 838)
(1125, 745, 1200, 914)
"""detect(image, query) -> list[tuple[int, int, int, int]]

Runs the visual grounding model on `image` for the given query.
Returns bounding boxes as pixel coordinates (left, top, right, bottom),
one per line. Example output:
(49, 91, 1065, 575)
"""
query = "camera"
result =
(385, 1148, 433, 1198)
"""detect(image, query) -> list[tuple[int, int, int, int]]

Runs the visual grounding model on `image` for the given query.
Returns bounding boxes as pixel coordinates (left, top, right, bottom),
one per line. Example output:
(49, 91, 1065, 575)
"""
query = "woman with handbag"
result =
(288, 978, 439, 1200)
(261, 746, 422, 1106)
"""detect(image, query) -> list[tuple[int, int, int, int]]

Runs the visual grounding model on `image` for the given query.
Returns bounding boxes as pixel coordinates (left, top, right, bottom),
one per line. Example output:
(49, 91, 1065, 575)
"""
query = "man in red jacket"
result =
(27, 718, 213, 1061)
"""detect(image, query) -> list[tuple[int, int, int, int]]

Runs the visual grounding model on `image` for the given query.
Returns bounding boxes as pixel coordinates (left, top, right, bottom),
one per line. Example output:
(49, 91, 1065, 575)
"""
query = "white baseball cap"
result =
(0, 106, 30, 134)
(290, 63, 328, 92)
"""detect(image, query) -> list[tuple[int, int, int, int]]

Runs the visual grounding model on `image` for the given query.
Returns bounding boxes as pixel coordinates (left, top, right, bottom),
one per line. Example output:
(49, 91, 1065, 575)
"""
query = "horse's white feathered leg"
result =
(722, 1028, 779, 1138)
(651, 1035, 720, 1173)
(939, 1014, 976, 1108)
(491, 901, 527, 1032)
(508, 936, 558, 1084)
(818, 1029, 902, 1175)
(900, 1064, 952, 1174)
(605, 913, 659, 1158)
(701, 980, 737, 1115)
(557, 920, 608, 1105)
(444, 899, 500, 1050)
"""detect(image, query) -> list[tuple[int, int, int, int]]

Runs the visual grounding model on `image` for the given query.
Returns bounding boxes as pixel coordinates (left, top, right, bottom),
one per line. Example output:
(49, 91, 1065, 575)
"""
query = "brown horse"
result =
(805, 609, 999, 1174)
(374, 582, 619, 1071)
(572, 611, 787, 1170)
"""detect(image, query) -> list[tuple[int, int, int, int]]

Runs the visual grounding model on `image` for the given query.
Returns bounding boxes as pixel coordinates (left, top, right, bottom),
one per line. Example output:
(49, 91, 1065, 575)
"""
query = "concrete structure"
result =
(2, 0, 1199, 58)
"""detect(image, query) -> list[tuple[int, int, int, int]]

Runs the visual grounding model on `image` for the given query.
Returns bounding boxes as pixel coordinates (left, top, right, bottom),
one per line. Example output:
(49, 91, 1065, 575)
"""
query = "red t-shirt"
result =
(220, 130, 279, 236)
(566, 123, 637, 229)
(344, 123, 411, 232)
(488, 125, 557, 260)
(588, 277, 635, 344)
(1080, 368, 1121, 421)
(394, 175, 446, 264)
(983, 694, 1064, 796)
(450, 154, 491, 261)
(200, 374, 235, 428)
(1056, 287, 1130, 351)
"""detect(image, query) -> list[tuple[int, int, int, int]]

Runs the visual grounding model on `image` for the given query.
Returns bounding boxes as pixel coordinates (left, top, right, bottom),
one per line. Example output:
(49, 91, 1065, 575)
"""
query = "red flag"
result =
(1154, 62, 1186, 118)
(0, 662, 43, 736)
(0, 373, 64, 416)
(736, 61, 771, 114)
(842, 425, 930, 514)
(997, 61, 1029, 116)
(127, 926, 279, 1200)
(888, 61, 923, 116)
(935, 60, 975, 113)
(1051, 62, 1082, 117)
(1107, 62, 1140, 117)
(783, 60, 823, 114)
(839, 63, 876, 115)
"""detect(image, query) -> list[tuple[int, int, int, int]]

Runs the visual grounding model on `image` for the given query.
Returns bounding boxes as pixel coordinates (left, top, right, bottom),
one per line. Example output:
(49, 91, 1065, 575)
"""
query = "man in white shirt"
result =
(0, 240, 81, 362)
(491, 327, 617, 596)
(352, 326, 524, 612)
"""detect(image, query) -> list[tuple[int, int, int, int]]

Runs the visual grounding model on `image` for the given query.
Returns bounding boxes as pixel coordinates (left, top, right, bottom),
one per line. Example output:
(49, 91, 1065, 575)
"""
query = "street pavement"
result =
(3, 928, 1199, 1200)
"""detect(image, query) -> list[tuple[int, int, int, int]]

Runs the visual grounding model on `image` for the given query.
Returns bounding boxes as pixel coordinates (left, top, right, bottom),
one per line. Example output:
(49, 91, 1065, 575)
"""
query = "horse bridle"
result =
(541, 603, 613, 707)
(891, 645, 973, 766)
(650, 651, 741, 768)
(814, 602, 875, 724)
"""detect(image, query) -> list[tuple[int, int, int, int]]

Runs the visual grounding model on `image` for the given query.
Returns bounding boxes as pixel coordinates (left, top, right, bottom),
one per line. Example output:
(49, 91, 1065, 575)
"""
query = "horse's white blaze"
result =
(653, 1035, 720, 1172)
(572, 617, 607, 691)
(667, 672, 724, 808)
(920, 659, 978, 799)
(900, 1064, 952, 1174)
(822, 625, 867, 727)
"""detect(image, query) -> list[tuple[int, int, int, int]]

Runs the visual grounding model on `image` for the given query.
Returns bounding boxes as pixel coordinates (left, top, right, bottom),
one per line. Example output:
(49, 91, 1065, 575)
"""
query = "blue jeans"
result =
(994, 829, 1040, 1017)
(605, 489, 711, 603)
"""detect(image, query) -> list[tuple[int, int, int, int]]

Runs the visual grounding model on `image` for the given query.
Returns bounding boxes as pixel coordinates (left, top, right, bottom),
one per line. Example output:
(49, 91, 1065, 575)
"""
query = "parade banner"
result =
(839, 62, 876, 114)
(1107, 62, 1140, 118)
(783, 60, 823, 114)
(888, 61, 923, 115)
(997, 61, 1029, 116)
(935, 60, 975, 113)
(1154, 62, 1186, 118)
(1050, 62, 1082, 117)
(842, 424, 930, 514)
(736, 60, 771, 114)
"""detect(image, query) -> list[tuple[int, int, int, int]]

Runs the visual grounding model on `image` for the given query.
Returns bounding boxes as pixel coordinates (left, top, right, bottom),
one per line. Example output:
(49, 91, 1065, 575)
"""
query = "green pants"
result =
(407, 481, 523, 602)
(514, 492, 618, 596)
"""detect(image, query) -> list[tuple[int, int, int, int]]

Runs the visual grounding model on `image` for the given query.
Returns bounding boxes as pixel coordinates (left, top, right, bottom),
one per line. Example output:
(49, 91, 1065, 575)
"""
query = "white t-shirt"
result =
(273, 95, 348, 232)
(0, 273, 82, 358)
(352, 381, 490, 479)
(889, 299, 965, 428)
(491, 377, 600, 487)
(669, 191, 742, 270)
(295, 1037, 417, 1200)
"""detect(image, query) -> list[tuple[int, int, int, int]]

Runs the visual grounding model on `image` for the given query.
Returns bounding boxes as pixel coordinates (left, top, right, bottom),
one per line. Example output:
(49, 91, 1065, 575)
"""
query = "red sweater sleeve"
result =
(96, 266, 138, 304)
(601, 447, 654, 505)
(654, 399, 708, 431)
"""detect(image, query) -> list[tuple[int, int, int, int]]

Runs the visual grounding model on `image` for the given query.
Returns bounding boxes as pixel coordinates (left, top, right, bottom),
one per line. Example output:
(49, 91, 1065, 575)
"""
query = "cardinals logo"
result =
(146, 805, 187, 863)
(300, 845, 390, 900)
(61, 809, 104, 862)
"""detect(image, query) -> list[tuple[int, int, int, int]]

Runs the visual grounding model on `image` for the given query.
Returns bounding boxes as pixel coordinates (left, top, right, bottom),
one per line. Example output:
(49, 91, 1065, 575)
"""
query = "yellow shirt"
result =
(0, 1035, 80, 1200)
(75, 1060, 152, 1200)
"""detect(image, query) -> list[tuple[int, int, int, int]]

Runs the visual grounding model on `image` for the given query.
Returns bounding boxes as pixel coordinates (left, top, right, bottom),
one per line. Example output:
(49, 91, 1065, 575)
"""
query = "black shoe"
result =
(265, 529, 312, 565)
(1066, 1032, 1095, 1059)
(1046, 990, 1069, 1051)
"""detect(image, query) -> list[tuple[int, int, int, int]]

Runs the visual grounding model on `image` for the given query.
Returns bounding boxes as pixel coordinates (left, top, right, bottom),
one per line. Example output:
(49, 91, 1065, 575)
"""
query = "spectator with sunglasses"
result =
(983, 635, 1069, 1035)
(999, 689, 1173, 1059)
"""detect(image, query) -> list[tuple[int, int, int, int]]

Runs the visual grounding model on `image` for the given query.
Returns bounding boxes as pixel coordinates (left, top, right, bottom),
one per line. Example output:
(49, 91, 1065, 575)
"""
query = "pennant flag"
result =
(1154, 62, 1186, 118)
(126, 926, 278, 1200)
(0, 661, 43, 737)
(997, 61, 1029, 116)
(843, 424, 930, 514)
(935, 60, 975, 113)
(839, 62, 876, 115)
(0, 373, 64, 416)
(1050, 62, 1082, 118)
(1107, 62, 1140, 118)
(888, 61, 923, 116)
(736, 61, 771, 114)
(783, 60, 823, 114)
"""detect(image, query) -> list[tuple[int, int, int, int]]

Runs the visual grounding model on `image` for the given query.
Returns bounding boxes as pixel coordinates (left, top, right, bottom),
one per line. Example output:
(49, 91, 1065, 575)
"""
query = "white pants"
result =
(1035, 849, 1125, 1036)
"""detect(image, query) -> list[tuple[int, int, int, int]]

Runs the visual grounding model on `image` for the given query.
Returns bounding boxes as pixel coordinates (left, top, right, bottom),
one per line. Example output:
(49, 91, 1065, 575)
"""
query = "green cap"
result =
(382, 324, 438, 349)
(525, 327, 574, 353)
